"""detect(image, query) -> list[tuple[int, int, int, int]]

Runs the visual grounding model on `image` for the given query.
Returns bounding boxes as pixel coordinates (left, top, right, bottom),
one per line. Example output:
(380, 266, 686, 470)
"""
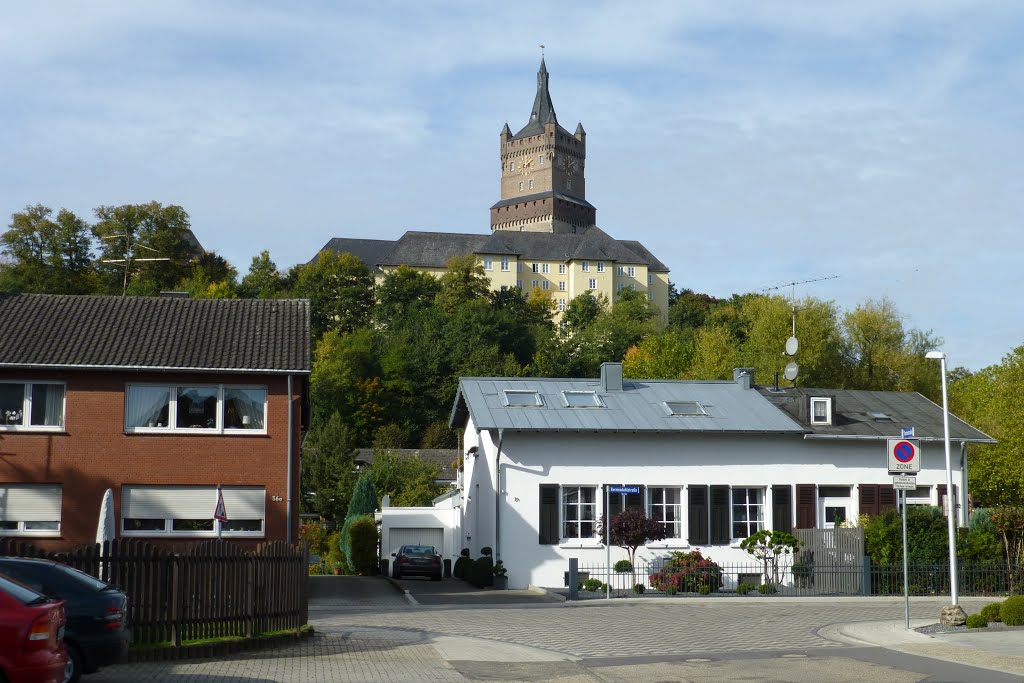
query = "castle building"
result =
(319, 59, 670, 317)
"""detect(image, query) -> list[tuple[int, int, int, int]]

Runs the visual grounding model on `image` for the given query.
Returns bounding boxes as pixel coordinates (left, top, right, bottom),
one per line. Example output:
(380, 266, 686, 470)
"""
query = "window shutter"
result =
(122, 486, 264, 520)
(796, 484, 816, 529)
(539, 485, 559, 545)
(0, 485, 62, 521)
(687, 485, 708, 546)
(859, 484, 879, 518)
(772, 485, 792, 533)
(710, 485, 730, 545)
(879, 486, 897, 514)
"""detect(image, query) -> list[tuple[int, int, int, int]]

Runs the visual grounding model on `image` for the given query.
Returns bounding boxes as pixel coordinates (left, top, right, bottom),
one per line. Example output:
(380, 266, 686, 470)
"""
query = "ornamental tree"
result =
(598, 508, 667, 567)
(739, 529, 801, 586)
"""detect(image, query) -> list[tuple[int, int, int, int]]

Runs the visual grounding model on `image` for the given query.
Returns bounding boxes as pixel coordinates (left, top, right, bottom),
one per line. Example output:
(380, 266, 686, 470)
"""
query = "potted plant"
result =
(492, 560, 508, 589)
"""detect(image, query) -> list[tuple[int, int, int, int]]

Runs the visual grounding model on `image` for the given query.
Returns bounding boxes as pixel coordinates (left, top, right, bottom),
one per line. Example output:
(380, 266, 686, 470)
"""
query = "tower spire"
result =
(529, 55, 557, 125)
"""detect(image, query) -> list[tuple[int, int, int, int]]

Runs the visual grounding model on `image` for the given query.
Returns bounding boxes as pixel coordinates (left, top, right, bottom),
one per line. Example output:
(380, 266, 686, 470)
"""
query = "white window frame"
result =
(558, 264, 566, 274)
(810, 398, 831, 425)
(561, 390, 605, 408)
(541, 263, 549, 274)
(121, 485, 266, 538)
(581, 261, 590, 272)
(500, 256, 510, 272)
(0, 382, 66, 432)
(539, 154, 545, 165)
(597, 261, 605, 273)
(532, 263, 539, 273)
(519, 181, 524, 191)
(628, 266, 636, 277)
(731, 486, 765, 540)
(588, 278, 597, 290)
(542, 281, 549, 290)
(559, 281, 566, 291)
(561, 485, 597, 541)
(483, 256, 493, 271)
(648, 487, 683, 540)
(0, 485, 62, 537)
(617, 266, 625, 276)
(532, 279, 540, 289)
(558, 298, 566, 312)
(125, 383, 268, 435)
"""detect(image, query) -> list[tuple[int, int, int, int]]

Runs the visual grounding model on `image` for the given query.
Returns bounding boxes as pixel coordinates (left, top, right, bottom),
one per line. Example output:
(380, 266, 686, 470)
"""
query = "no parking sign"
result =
(887, 439, 921, 475)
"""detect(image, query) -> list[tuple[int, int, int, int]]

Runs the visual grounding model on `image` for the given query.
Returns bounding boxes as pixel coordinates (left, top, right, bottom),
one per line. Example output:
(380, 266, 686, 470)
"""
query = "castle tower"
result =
(490, 58, 596, 234)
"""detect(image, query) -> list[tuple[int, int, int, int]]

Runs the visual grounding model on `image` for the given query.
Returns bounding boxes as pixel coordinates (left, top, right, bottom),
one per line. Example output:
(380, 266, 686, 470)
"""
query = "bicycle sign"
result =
(887, 438, 921, 474)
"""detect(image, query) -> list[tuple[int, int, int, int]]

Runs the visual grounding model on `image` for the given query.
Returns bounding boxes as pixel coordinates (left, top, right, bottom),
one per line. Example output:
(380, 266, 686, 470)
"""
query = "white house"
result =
(446, 363, 993, 589)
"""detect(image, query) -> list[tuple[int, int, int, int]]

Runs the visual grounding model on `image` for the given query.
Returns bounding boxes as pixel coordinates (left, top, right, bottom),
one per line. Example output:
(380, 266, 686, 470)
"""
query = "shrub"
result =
(470, 555, 493, 588)
(980, 602, 1003, 623)
(613, 560, 634, 573)
(492, 560, 507, 577)
(348, 516, 378, 575)
(300, 520, 329, 558)
(582, 578, 603, 592)
(758, 583, 778, 594)
(325, 531, 346, 573)
(649, 549, 722, 593)
(480, 546, 493, 557)
(737, 582, 754, 595)
(1001, 595, 1024, 626)
(633, 583, 645, 594)
(460, 548, 470, 557)
(698, 584, 711, 595)
(453, 555, 471, 580)
(664, 585, 677, 595)
(966, 614, 989, 629)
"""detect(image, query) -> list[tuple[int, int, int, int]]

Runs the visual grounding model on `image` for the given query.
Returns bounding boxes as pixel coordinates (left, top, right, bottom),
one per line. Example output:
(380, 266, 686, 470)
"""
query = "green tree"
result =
(239, 250, 287, 298)
(435, 254, 490, 313)
(0, 204, 95, 293)
(623, 330, 693, 379)
(367, 450, 443, 507)
(668, 289, 721, 330)
(340, 474, 379, 567)
(92, 202, 197, 295)
(309, 328, 382, 442)
(374, 265, 441, 326)
(179, 252, 238, 298)
(299, 412, 359, 522)
(684, 325, 740, 380)
(563, 291, 604, 334)
(739, 530, 801, 585)
(293, 250, 374, 340)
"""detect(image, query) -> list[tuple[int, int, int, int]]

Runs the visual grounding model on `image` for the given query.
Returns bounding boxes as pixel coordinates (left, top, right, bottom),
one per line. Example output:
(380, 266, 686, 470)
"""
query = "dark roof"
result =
(513, 58, 574, 140)
(355, 448, 458, 482)
(618, 240, 670, 272)
(480, 227, 648, 264)
(378, 231, 490, 268)
(489, 190, 595, 212)
(0, 294, 311, 374)
(757, 387, 994, 443)
(314, 238, 395, 269)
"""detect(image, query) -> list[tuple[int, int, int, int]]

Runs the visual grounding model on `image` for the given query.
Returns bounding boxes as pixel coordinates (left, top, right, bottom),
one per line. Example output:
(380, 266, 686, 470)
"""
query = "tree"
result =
(367, 450, 443, 507)
(293, 250, 374, 340)
(668, 289, 721, 330)
(340, 474, 379, 568)
(92, 202, 197, 295)
(684, 325, 739, 380)
(374, 265, 441, 326)
(562, 291, 603, 334)
(434, 254, 490, 313)
(739, 529, 801, 586)
(1, 204, 95, 294)
(309, 328, 382, 442)
(299, 412, 359, 522)
(239, 251, 287, 298)
(623, 331, 693, 379)
(598, 508, 666, 567)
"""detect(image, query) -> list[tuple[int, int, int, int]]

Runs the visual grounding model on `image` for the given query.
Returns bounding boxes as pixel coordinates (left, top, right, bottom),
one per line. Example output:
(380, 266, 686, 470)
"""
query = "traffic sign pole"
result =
(605, 485, 610, 600)
(902, 489, 910, 629)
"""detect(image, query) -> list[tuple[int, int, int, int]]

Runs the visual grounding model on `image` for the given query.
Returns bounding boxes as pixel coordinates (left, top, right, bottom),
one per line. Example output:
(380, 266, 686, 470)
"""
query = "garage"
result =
(386, 527, 444, 556)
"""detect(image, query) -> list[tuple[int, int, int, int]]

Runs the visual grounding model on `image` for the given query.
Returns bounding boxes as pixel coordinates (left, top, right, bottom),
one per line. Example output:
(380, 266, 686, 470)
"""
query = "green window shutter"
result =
(710, 485, 730, 545)
(539, 484, 559, 545)
(772, 485, 793, 533)
(687, 485, 708, 546)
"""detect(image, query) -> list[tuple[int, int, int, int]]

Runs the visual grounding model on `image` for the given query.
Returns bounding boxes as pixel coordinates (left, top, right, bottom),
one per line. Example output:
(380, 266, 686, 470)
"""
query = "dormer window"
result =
(810, 397, 832, 425)
(503, 390, 543, 407)
(561, 391, 605, 408)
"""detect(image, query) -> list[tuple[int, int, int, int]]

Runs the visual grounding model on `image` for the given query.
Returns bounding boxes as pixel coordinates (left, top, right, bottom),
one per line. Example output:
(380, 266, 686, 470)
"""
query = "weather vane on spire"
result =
(540, 44, 545, 57)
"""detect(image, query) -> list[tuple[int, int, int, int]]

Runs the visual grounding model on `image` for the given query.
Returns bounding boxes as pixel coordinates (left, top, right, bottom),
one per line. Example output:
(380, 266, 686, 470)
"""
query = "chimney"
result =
(733, 367, 754, 390)
(600, 362, 623, 392)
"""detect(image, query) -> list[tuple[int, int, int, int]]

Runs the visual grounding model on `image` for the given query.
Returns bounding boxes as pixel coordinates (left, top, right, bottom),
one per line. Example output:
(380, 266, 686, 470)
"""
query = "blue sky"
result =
(1, 1, 1021, 370)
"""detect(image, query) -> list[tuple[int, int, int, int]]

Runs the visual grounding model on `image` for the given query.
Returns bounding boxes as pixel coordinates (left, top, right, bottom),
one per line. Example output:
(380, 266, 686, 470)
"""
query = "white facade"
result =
(378, 493, 461, 565)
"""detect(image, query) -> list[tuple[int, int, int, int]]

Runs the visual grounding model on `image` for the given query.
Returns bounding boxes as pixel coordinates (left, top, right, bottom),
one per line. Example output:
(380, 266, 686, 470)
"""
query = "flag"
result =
(214, 485, 228, 522)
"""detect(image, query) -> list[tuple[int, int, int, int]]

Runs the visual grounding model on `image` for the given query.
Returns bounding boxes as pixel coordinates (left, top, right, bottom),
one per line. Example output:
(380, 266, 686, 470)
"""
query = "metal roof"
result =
(451, 377, 805, 434)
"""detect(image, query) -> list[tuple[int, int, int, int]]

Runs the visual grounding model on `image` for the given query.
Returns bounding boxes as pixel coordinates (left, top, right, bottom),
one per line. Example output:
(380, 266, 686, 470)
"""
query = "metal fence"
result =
(572, 558, 1024, 599)
(0, 537, 308, 646)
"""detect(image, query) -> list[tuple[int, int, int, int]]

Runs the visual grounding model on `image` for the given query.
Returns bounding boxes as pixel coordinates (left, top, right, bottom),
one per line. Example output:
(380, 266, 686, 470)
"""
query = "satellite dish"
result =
(784, 361, 799, 381)
(785, 336, 798, 356)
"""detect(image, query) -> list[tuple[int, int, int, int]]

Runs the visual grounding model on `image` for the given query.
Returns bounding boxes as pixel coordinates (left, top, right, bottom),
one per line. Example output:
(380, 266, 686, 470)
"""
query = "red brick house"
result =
(0, 294, 310, 551)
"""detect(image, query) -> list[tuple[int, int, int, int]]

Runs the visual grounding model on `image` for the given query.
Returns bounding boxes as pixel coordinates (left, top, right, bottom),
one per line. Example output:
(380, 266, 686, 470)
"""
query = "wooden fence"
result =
(794, 527, 865, 594)
(0, 538, 308, 647)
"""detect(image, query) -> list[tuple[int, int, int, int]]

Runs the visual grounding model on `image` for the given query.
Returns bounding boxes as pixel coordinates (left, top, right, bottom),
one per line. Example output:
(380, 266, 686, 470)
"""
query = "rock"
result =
(940, 604, 968, 626)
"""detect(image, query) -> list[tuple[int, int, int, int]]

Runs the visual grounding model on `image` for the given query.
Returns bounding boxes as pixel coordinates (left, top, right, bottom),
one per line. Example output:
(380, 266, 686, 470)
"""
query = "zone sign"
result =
(887, 438, 921, 474)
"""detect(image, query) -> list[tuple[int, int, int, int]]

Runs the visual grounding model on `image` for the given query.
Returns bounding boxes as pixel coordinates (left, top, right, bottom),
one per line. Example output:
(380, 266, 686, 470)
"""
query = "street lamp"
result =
(926, 350, 958, 606)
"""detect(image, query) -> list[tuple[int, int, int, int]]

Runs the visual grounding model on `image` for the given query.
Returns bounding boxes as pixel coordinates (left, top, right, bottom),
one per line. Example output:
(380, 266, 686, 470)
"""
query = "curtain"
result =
(224, 388, 265, 430)
(42, 384, 64, 427)
(126, 386, 171, 428)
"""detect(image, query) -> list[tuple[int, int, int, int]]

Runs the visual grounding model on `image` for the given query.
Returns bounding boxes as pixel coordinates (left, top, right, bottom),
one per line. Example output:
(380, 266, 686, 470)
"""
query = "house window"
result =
(503, 390, 543, 407)
(562, 486, 597, 539)
(0, 382, 65, 430)
(810, 398, 831, 425)
(732, 487, 764, 539)
(617, 283, 625, 292)
(559, 281, 566, 291)
(532, 263, 539, 273)
(542, 281, 549, 290)
(125, 384, 267, 434)
(558, 298, 566, 312)
(121, 485, 265, 537)
(648, 291, 653, 301)
(562, 391, 604, 408)
(516, 280, 523, 289)
(541, 263, 549, 274)
(648, 273, 653, 285)
(581, 261, 590, 272)
(649, 487, 682, 539)
(0, 485, 61, 537)
(500, 256, 510, 272)
(617, 266, 625, 276)
(532, 280, 540, 289)
(483, 256, 493, 271)
(558, 264, 566, 274)
(608, 486, 644, 518)
(517, 262, 523, 272)
(628, 267, 636, 277)
(588, 279, 597, 290)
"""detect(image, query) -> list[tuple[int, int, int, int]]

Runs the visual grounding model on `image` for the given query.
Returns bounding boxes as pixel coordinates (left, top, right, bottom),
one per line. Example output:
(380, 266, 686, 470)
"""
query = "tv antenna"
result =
(761, 274, 840, 383)
(101, 232, 171, 295)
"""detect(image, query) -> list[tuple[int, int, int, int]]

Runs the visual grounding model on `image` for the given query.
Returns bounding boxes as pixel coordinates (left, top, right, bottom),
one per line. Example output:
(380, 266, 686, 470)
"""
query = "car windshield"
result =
(403, 546, 435, 555)
(52, 563, 110, 592)
(0, 573, 47, 605)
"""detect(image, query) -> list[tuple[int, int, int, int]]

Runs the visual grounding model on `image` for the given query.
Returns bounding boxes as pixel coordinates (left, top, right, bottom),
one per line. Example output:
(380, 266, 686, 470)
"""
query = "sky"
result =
(1, 1, 1021, 371)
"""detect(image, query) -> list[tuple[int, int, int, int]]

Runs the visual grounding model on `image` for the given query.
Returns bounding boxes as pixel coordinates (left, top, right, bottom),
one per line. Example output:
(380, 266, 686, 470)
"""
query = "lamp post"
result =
(926, 350, 958, 606)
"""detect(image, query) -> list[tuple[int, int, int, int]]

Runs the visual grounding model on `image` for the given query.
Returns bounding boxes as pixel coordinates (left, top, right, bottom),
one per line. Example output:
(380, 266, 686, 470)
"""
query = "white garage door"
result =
(388, 527, 444, 556)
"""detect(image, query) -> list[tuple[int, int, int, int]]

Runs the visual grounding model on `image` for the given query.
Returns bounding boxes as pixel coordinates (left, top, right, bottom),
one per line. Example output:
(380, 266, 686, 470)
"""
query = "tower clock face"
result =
(521, 157, 534, 175)
(562, 157, 579, 176)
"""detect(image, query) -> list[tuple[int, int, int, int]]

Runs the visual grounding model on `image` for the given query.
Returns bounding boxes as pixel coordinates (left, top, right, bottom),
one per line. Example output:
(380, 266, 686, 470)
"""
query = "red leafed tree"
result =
(599, 508, 667, 566)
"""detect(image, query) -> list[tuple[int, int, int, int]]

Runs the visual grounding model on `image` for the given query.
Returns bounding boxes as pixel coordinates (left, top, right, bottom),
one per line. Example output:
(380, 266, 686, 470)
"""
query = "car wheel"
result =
(63, 644, 83, 683)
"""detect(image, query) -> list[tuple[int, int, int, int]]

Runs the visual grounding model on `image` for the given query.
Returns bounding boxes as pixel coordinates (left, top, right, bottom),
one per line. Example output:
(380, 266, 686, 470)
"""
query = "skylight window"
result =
(561, 391, 605, 408)
(870, 412, 894, 422)
(503, 390, 543, 407)
(664, 401, 707, 416)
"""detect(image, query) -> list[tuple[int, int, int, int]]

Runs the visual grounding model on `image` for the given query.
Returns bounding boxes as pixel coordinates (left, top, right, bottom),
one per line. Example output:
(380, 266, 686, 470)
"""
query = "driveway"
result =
(393, 575, 563, 606)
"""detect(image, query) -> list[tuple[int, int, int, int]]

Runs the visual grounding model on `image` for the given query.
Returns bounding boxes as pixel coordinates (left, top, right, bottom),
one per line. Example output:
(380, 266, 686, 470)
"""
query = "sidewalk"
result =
(825, 619, 1024, 676)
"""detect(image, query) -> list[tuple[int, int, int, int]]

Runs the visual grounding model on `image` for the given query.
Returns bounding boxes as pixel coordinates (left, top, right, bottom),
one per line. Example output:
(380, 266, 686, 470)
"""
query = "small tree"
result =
(599, 508, 667, 568)
(739, 530, 801, 586)
(341, 474, 378, 566)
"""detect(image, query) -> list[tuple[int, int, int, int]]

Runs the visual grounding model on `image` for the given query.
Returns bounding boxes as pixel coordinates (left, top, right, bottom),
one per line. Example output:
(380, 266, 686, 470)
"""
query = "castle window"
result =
(541, 263, 549, 274)
(517, 262, 523, 272)
(617, 283, 625, 292)
(517, 279, 523, 289)
(500, 256, 510, 272)
(558, 264, 566, 275)
(539, 154, 545, 165)
(597, 262, 605, 273)
(617, 266, 625, 276)
(511, 161, 515, 172)
(582, 261, 590, 272)
(566, 179, 572, 190)
(529, 179, 534, 190)
(648, 273, 653, 285)
(588, 279, 597, 290)
(483, 256, 493, 271)
(532, 280, 539, 289)
(559, 281, 566, 291)
(519, 181, 524, 192)
(648, 291, 654, 301)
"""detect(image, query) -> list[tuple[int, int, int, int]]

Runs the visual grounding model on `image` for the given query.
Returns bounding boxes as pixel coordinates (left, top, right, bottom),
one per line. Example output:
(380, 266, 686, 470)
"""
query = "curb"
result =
(382, 574, 420, 605)
(124, 626, 314, 663)
(529, 584, 566, 602)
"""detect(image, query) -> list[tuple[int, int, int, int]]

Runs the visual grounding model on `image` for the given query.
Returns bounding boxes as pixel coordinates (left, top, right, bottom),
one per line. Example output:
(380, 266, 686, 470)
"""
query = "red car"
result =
(0, 573, 68, 683)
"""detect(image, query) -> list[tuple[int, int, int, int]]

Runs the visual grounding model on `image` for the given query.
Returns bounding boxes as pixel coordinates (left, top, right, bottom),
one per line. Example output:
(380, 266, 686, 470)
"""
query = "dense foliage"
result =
(598, 508, 667, 567)
(649, 549, 722, 593)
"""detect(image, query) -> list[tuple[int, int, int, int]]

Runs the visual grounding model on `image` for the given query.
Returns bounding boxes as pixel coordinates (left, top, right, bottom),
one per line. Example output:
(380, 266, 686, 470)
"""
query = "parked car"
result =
(0, 572, 68, 683)
(0, 558, 129, 683)
(391, 545, 442, 581)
